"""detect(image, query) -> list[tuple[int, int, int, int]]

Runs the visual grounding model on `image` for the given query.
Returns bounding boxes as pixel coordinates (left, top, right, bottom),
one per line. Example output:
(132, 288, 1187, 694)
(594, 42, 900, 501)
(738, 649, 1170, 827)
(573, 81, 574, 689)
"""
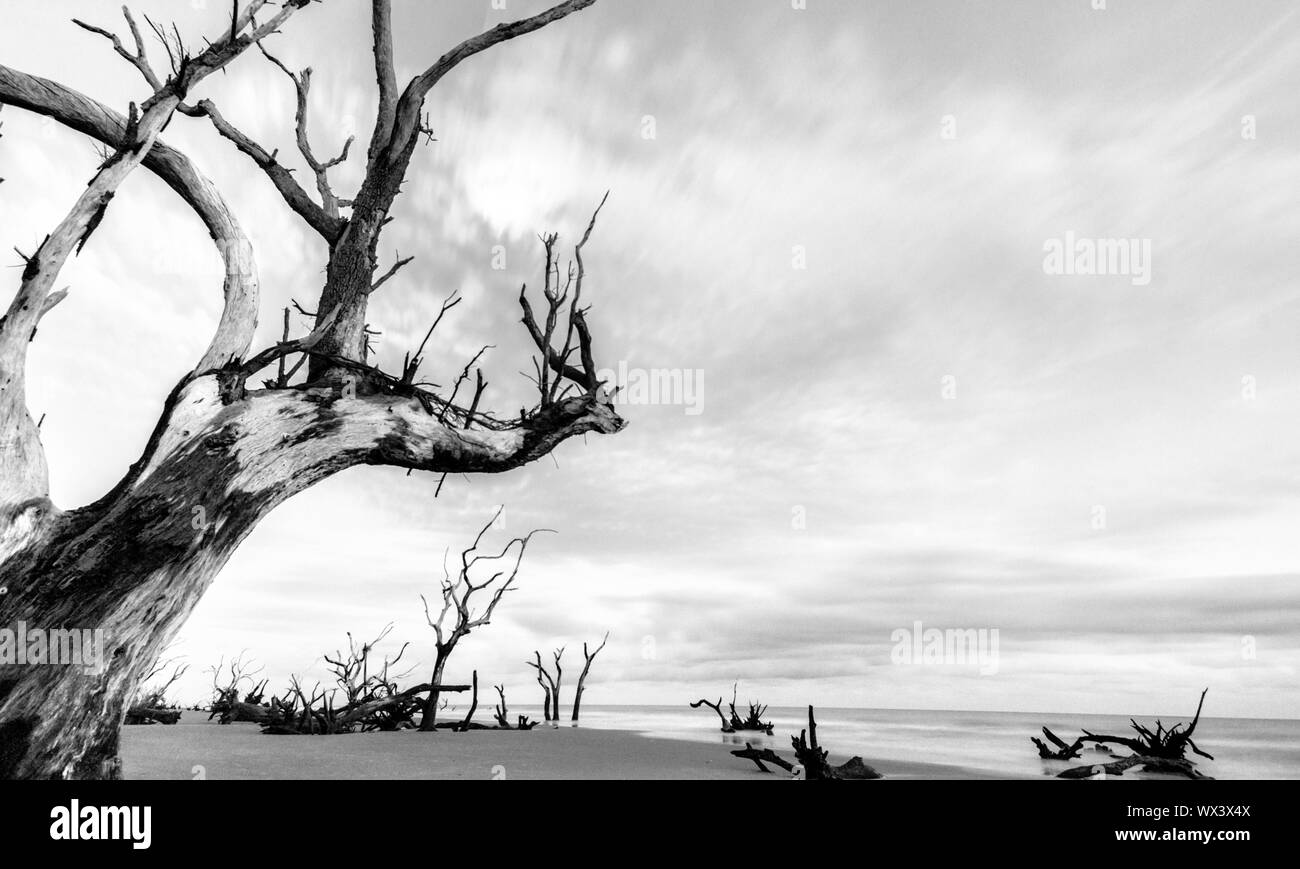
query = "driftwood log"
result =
(691, 682, 774, 734)
(493, 685, 538, 730)
(1033, 689, 1215, 779)
(730, 706, 882, 780)
(1079, 688, 1214, 761)
(1031, 726, 1084, 760)
(1058, 755, 1212, 780)
(123, 707, 182, 726)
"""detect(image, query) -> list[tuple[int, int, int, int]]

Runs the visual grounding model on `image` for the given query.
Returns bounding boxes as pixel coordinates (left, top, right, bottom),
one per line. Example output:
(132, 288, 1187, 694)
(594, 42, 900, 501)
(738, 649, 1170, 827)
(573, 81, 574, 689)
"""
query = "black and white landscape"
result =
(1, 0, 1298, 789)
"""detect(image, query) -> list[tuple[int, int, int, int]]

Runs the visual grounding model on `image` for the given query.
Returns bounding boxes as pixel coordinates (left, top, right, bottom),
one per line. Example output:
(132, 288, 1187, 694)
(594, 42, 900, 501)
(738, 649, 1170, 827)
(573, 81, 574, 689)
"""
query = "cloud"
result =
(3, 0, 1298, 717)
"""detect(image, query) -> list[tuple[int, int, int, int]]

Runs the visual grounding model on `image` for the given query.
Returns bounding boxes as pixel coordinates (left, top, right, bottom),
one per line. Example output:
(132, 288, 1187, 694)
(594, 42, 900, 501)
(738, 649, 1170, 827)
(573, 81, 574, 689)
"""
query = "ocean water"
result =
(544, 705, 1300, 779)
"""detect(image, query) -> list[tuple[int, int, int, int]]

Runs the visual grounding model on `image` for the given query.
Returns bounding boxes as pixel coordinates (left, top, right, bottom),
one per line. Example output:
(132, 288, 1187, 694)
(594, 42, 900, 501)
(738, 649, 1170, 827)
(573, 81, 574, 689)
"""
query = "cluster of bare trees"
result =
(526, 632, 610, 724)
(0, 0, 619, 779)
(185, 511, 611, 736)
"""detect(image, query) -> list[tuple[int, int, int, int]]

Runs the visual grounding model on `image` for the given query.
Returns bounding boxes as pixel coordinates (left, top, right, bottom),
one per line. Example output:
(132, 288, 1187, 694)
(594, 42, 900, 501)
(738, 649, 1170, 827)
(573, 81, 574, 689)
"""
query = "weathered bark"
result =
(0, 0, 615, 778)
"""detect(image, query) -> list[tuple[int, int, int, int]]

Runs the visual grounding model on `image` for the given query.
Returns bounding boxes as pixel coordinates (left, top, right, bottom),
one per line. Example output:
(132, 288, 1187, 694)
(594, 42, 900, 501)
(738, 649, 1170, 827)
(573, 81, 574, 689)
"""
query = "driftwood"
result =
(731, 743, 795, 773)
(493, 684, 539, 730)
(1058, 755, 1212, 780)
(125, 654, 188, 725)
(263, 679, 469, 735)
(206, 653, 270, 724)
(1033, 689, 1215, 779)
(730, 706, 882, 780)
(691, 682, 773, 734)
(124, 707, 182, 726)
(792, 706, 882, 780)
(1079, 688, 1214, 761)
(1031, 726, 1084, 760)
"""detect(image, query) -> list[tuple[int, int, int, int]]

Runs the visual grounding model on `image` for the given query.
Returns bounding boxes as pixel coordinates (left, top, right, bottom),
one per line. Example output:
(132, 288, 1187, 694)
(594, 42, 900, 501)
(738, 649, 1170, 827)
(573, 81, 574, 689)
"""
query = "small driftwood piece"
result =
(731, 742, 795, 773)
(1031, 726, 1084, 760)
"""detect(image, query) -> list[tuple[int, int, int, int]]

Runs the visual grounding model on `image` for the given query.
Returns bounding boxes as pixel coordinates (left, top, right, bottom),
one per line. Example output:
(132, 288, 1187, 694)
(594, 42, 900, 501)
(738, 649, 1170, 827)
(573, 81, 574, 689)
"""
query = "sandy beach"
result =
(120, 713, 999, 780)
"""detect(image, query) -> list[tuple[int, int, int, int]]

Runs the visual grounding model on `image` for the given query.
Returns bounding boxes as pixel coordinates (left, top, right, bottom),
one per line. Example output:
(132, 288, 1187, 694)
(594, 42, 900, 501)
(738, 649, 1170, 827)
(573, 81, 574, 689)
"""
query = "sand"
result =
(120, 712, 998, 780)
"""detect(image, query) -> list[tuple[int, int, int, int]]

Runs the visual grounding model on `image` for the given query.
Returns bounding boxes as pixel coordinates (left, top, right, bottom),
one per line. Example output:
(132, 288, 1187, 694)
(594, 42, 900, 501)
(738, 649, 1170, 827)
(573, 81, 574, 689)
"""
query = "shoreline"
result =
(120, 714, 1013, 780)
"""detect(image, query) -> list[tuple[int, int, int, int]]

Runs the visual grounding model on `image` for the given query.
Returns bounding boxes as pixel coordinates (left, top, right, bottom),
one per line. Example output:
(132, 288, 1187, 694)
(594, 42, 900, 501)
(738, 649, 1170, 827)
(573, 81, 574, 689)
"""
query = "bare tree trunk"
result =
(0, 0, 612, 779)
(419, 650, 449, 732)
(571, 632, 608, 723)
(456, 671, 479, 732)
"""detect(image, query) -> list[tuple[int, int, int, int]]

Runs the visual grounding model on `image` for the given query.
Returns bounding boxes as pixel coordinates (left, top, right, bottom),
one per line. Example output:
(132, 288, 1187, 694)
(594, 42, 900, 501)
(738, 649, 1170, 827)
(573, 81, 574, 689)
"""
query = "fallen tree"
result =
(730, 706, 882, 780)
(259, 626, 468, 735)
(691, 682, 774, 734)
(1079, 688, 1214, 761)
(1058, 755, 1211, 780)
(125, 654, 188, 726)
(1032, 689, 1216, 779)
(1030, 727, 1084, 760)
(206, 654, 272, 724)
(493, 684, 538, 731)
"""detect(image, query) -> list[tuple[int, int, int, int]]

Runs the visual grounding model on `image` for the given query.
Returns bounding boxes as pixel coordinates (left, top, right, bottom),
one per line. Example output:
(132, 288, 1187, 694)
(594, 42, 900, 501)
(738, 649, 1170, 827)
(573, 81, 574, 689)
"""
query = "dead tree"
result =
(206, 653, 271, 725)
(493, 684, 538, 731)
(455, 671, 480, 732)
(790, 706, 882, 780)
(551, 648, 566, 719)
(691, 682, 774, 734)
(1031, 727, 1085, 760)
(1079, 688, 1214, 761)
(419, 510, 548, 730)
(729, 706, 882, 780)
(571, 632, 609, 722)
(0, 0, 621, 778)
(527, 651, 558, 721)
(125, 654, 189, 726)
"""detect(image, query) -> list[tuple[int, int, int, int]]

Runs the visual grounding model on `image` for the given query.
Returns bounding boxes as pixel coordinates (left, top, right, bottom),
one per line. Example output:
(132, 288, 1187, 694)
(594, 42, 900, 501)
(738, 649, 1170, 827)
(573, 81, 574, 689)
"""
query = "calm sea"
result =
(551, 705, 1300, 779)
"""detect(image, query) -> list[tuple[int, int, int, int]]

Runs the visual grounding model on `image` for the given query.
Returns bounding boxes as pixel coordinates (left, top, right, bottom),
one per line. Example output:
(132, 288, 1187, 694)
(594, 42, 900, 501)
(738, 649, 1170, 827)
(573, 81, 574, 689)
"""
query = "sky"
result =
(2, 0, 1298, 719)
